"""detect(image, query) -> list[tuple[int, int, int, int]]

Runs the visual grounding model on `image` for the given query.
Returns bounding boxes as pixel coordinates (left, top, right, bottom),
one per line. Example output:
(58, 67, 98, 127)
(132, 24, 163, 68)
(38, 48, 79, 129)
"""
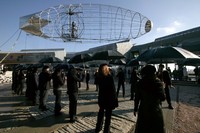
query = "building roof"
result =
(21, 48, 65, 52)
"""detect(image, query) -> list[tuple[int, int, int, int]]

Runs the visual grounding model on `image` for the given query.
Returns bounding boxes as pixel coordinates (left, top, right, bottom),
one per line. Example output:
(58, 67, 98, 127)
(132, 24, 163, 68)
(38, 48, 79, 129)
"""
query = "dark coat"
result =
(94, 71, 98, 84)
(157, 70, 171, 86)
(30, 72, 39, 90)
(86, 72, 90, 82)
(52, 72, 64, 89)
(162, 70, 171, 86)
(97, 74, 118, 110)
(130, 70, 140, 91)
(38, 71, 51, 90)
(116, 70, 125, 83)
(134, 77, 165, 133)
(67, 68, 82, 94)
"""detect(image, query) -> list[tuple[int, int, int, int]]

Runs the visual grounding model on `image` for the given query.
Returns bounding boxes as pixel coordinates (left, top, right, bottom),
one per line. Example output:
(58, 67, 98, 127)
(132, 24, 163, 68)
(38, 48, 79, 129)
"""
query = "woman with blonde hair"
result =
(95, 64, 118, 133)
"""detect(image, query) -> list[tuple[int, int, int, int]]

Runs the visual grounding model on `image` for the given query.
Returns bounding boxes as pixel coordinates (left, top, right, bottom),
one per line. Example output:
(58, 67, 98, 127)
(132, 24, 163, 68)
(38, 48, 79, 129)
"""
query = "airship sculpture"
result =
(20, 3, 152, 42)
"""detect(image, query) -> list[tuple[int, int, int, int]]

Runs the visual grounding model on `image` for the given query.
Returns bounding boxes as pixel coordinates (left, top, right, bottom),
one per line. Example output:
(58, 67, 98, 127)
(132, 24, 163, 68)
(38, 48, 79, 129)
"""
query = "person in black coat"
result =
(52, 68, 65, 115)
(17, 69, 26, 95)
(67, 66, 82, 122)
(30, 67, 39, 105)
(94, 69, 99, 91)
(116, 67, 125, 97)
(157, 64, 174, 109)
(86, 70, 90, 90)
(38, 65, 52, 111)
(130, 67, 140, 100)
(134, 65, 166, 133)
(77, 71, 81, 88)
(95, 64, 118, 133)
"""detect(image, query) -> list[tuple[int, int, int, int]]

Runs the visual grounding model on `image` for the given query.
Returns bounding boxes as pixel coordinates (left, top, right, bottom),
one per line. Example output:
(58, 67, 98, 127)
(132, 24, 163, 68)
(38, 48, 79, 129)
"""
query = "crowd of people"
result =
(10, 63, 177, 133)
(171, 65, 200, 82)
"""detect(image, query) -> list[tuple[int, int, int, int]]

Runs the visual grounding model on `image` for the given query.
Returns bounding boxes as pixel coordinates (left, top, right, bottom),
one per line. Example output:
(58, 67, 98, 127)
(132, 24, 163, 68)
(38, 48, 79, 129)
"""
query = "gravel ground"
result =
(172, 85, 200, 133)
(173, 103, 200, 133)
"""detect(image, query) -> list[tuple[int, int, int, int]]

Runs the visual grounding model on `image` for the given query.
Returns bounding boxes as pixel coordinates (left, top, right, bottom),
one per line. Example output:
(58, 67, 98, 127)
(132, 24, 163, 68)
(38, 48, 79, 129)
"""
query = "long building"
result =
(0, 48, 65, 64)
(128, 26, 200, 59)
(0, 40, 132, 64)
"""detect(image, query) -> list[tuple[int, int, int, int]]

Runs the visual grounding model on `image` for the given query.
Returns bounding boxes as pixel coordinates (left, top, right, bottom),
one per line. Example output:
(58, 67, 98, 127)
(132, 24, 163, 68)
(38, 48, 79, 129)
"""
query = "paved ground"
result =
(1, 77, 198, 133)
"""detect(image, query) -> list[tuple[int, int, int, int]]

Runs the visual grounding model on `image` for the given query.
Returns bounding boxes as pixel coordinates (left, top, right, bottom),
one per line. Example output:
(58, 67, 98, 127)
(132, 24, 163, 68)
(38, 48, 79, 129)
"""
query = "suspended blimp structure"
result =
(20, 4, 152, 42)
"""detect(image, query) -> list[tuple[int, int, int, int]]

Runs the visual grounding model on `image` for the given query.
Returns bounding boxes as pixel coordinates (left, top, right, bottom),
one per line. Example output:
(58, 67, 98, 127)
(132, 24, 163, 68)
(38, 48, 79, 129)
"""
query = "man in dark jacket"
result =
(31, 67, 39, 106)
(67, 66, 82, 122)
(116, 67, 125, 97)
(86, 70, 90, 90)
(38, 65, 52, 111)
(52, 68, 65, 115)
(157, 64, 174, 109)
(130, 67, 140, 100)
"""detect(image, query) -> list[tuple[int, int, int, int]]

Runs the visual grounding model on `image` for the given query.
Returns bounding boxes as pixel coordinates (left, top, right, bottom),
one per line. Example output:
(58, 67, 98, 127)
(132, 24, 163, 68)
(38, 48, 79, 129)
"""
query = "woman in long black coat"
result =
(52, 68, 65, 115)
(38, 65, 52, 111)
(95, 64, 118, 133)
(67, 66, 82, 122)
(134, 65, 166, 133)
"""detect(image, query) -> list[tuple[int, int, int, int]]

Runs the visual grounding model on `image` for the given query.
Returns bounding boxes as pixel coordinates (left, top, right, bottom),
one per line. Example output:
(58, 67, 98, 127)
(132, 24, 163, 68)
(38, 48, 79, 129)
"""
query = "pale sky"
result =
(0, 0, 200, 53)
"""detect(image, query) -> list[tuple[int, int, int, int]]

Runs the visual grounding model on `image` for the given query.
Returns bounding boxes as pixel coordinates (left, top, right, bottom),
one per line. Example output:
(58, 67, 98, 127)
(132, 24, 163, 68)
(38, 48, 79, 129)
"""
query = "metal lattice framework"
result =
(20, 3, 152, 42)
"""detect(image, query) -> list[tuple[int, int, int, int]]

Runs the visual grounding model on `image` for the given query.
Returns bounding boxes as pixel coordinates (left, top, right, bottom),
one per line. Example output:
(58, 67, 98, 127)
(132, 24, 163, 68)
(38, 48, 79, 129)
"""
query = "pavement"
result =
(0, 75, 199, 133)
